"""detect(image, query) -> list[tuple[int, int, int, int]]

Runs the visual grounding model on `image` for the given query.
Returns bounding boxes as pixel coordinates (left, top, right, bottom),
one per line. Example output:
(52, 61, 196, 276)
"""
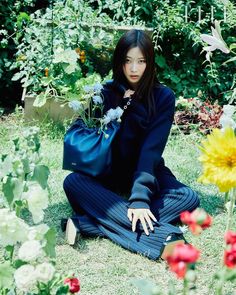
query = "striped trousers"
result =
(63, 172, 200, 260)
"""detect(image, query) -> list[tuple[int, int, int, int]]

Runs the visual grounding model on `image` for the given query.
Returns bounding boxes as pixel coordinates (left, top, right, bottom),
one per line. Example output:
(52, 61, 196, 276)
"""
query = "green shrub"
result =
(10, 0, 121, 98)
(94, 0, 236, 103)
(0, 0, 52, 107)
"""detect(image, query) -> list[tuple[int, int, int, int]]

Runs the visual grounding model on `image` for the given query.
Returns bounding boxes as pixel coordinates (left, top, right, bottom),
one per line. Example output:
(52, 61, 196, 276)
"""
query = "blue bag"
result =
(62, 119, 120, 177)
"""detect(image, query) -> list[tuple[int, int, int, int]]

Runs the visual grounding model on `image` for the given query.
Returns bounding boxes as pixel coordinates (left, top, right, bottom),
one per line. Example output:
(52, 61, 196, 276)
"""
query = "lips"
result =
(130, 75, 139, 79)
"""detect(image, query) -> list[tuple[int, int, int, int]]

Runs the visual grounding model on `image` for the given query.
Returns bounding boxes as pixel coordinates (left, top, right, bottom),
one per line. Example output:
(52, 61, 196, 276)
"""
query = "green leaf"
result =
(155, 55, 167, 68)
(31, 165, 50, 189)
(16, 12, 31, 29)
(2, 176, 23, 205)
(223, 56, 236, 65)
(56, 285, 69, 295)
(4, 245, 14, 261)
(13, 138, 20, 151)
(224, 268, 236, 281)
(33, 93, 47, 107)
(22, 156, 31, 174)
(41, 77, 53, 87)
(0, 155, 13, 179)
(11, 72, 24, 81)
(0, 261, 14, 289)
(14, 200, 25, 216)
(229, 43, 236, 50)
(13, 259, 27, 269)
(171, 75, 181, 84)
(43, 228, 57, 258)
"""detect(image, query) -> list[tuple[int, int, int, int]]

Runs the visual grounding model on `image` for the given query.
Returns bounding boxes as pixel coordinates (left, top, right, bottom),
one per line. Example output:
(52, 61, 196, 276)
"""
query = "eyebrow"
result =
(126, 56, 146, 59)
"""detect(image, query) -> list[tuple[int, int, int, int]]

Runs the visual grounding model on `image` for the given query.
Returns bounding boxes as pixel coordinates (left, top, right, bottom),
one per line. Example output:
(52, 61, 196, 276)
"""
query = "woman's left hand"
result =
(127, 208, 157, 236)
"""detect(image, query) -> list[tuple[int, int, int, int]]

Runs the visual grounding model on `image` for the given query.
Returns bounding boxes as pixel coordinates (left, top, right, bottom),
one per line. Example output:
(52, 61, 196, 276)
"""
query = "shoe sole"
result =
(65, 218, 77, 245)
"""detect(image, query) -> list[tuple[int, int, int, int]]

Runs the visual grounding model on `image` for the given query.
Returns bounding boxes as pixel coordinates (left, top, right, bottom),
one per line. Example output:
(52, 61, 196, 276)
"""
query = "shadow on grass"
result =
(43, 201, 99, 252)
(196, 189, 225, 216)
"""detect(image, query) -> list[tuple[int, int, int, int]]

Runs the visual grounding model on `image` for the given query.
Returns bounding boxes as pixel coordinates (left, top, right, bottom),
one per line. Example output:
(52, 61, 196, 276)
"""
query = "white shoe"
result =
(65, 218, 78, 245)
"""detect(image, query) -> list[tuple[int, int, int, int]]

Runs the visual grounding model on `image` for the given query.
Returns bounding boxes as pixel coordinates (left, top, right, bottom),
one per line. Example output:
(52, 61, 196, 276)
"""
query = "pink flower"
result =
(64, 276, 80, 293)
(225, 231, 236, 246)
(166, 244, 200, 279)
(180, 208, 212, 235)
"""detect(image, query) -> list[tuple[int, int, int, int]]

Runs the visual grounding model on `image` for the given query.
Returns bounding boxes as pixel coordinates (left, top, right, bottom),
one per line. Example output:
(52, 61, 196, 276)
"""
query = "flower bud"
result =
(64, 276, 80, 293)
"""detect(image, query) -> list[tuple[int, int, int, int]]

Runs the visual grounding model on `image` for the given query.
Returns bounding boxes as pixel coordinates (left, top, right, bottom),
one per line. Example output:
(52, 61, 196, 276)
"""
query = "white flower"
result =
(222, 104, 235, 117)
(83, 85, 93, 93)
(101, 115, 111, 125)
(106, 109, 117, 120)
(22, 182, 48, 224)
(35, 262, 55, 283)
(114, 106, 124, 119)
(101, 106, 124, 125)
(93, 83, 103, 94)
(18, 240, 43, 262)
(68, 100, 82, 111)
(0, 208, 29, 246)
(14, 265, 36, 292)
(220, 104, 236, 130)
(92, 95, 103, 104)
(28, 224, 49, 241)
(200, 20, 230, 54)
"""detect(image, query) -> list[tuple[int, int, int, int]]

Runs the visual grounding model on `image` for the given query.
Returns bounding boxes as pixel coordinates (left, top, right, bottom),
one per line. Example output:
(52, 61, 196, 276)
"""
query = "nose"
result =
(130, 62, 137, 72)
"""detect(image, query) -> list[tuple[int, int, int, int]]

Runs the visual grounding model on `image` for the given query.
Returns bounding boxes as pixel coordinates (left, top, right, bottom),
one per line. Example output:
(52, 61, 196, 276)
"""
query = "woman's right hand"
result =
(123, 89, 135, 98)
(127, 208, 157, 236)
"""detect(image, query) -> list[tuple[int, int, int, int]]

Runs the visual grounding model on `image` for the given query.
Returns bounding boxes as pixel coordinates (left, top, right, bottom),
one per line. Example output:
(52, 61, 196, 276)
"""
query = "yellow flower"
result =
(198, 127, 236, 192)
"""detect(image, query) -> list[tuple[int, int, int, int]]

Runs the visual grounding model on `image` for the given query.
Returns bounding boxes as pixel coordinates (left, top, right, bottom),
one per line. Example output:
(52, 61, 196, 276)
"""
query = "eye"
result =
(139, 59, 146, 64)
(125, 58, 131, 64)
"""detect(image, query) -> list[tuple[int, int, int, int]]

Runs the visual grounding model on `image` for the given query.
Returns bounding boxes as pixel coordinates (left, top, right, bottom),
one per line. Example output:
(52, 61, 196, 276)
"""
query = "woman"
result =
(63, 29, 200, 260)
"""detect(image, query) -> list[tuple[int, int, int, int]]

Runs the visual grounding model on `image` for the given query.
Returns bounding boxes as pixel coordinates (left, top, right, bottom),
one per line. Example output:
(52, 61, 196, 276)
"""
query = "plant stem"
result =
(183, 278, 189, 295)
(224, 191, 229, 204)
(225, 188, 236, 233)
(216, 281, 223, 295)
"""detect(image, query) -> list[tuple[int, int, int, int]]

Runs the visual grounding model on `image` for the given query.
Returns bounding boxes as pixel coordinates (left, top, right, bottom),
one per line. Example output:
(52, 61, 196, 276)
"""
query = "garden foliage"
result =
(0, 0, 50, 106)
(93, 0, 236, 102)
(4, 0, 236, 106)
(10, 0, 121, 102)
(0, 127, 80, 294)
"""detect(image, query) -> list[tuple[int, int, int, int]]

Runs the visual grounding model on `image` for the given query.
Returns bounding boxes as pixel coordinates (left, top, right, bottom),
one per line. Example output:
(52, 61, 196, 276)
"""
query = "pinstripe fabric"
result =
(63, 172, 200, 260)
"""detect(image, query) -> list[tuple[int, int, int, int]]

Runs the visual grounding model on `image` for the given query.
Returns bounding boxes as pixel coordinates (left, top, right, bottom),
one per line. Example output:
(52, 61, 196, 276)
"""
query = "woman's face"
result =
(123, 46, 146, 90)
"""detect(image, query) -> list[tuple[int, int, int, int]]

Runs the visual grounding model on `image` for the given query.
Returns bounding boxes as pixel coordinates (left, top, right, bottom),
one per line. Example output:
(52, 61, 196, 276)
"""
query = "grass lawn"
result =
(1, 111, 236, 295)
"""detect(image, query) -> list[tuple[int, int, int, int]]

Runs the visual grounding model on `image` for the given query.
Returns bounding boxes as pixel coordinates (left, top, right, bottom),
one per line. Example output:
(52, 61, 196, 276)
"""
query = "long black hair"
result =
(112, 29, 160, 116)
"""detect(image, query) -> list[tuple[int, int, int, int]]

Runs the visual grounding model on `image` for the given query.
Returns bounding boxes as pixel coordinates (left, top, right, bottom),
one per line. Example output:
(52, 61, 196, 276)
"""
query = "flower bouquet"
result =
(63, 82, 127, 177)
(67, 82, 123, 133)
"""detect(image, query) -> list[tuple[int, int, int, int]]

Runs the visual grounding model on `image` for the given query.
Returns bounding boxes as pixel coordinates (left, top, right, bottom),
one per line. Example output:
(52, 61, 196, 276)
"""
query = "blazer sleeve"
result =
(128, 87, 176, 209)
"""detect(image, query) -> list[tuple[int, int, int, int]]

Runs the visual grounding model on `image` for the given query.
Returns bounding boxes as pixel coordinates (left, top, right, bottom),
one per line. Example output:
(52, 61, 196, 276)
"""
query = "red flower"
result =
(168, 261, 187, 279)
(225, 231, 236, 245)
(166, 244, 200, 279)
(64, 276, 80, 293)
(180, 208, 212, 235)
(224, 244, 236, 268)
